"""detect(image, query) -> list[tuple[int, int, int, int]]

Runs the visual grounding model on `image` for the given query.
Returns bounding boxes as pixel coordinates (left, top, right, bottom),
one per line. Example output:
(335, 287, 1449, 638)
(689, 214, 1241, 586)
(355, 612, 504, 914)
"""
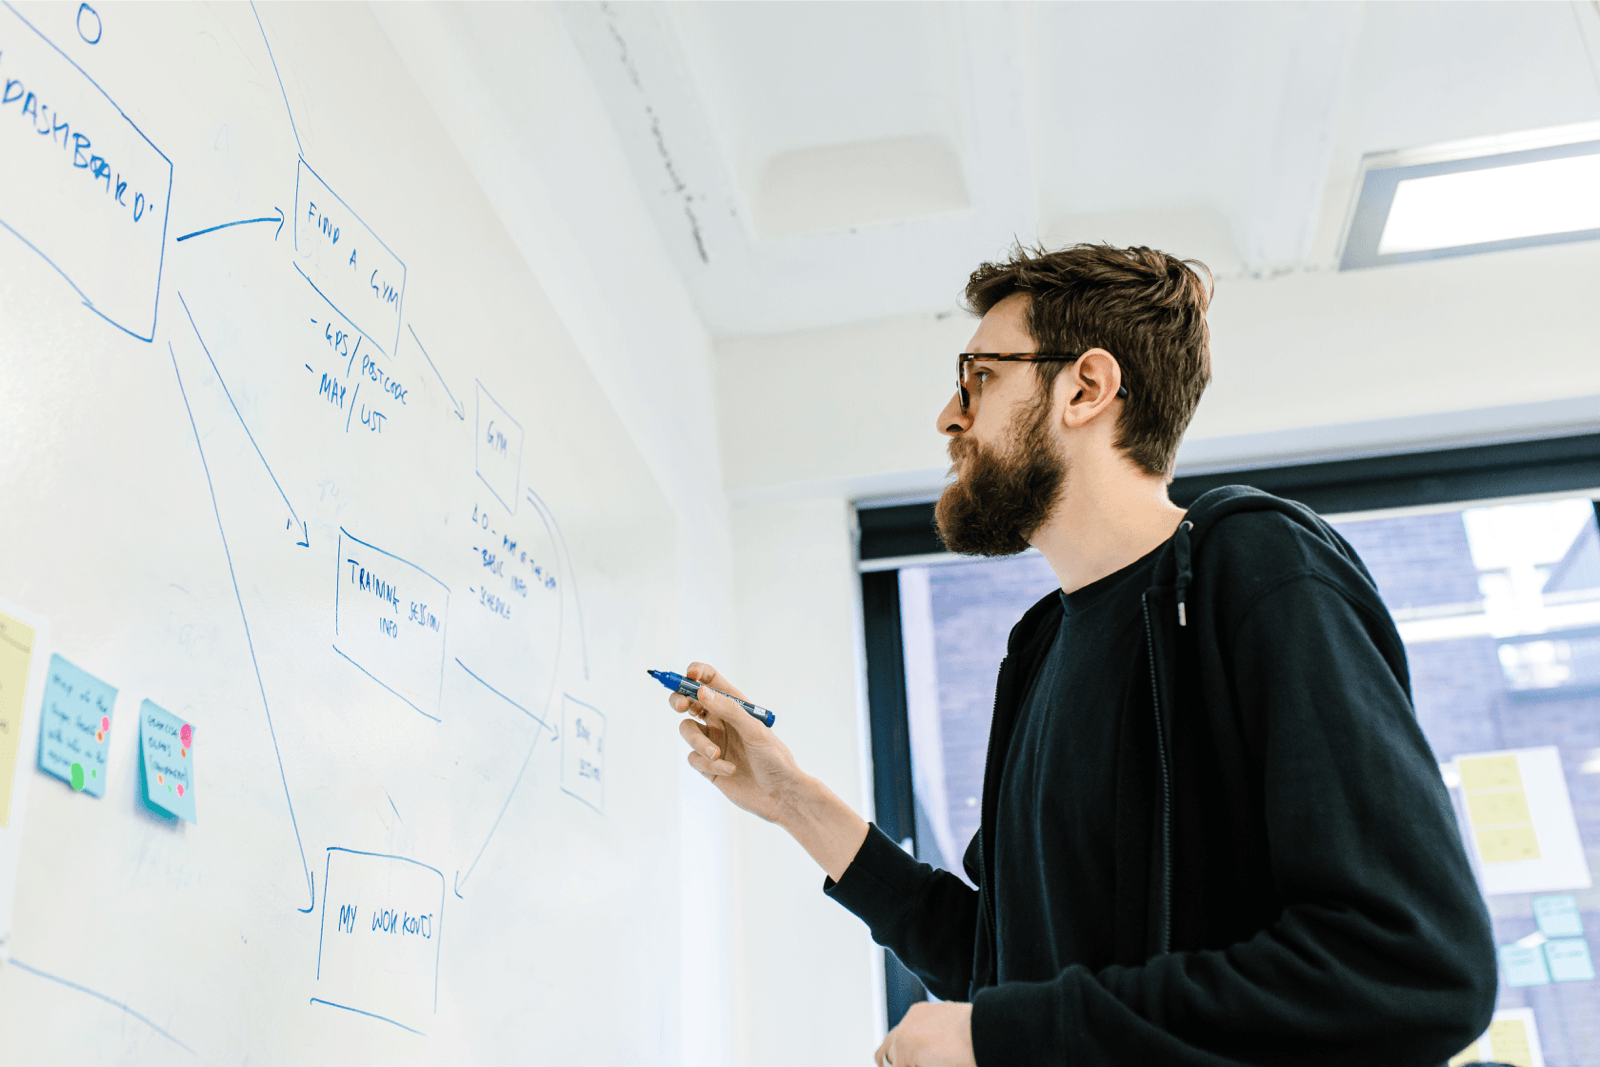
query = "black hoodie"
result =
(826, 486, 1497, 1066)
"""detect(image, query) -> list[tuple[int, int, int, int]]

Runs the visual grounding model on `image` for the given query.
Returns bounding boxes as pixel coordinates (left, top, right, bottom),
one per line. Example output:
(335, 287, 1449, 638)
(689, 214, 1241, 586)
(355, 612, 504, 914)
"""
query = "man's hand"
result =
(875, 1002, 976, 1067)
(668, 662, 868, 881)
(670, 662, 808, 824)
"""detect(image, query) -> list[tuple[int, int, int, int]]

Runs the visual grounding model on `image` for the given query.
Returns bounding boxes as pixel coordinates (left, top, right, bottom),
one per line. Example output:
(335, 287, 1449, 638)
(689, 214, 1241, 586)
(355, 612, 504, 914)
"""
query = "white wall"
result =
(717, 238, 1600, 499)
(727, 498, 883, 1065)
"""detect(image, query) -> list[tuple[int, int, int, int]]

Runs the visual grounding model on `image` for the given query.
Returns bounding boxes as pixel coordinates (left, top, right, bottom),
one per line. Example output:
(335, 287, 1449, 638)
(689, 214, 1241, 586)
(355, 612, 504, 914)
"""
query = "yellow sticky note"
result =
(0, 610, 38, 827)
(1467, 790, 1534, 826)
(1476, 825, 1542, 864)
(1487, 1018, 1532, 1067)
(1460, 754, 1523, 791)
(1448, 1040, 1482, 1066)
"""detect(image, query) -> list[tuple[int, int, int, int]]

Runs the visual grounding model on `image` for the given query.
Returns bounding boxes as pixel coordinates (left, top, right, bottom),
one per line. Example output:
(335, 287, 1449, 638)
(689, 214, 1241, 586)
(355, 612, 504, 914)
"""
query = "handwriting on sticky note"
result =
(37, 655, 116, 797)
(140, 700, 196, 823)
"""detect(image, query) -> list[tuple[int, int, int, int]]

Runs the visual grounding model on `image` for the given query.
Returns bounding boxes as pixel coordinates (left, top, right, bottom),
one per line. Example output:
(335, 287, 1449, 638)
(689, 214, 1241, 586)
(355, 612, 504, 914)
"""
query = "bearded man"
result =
(668, 244, 1496, 1067)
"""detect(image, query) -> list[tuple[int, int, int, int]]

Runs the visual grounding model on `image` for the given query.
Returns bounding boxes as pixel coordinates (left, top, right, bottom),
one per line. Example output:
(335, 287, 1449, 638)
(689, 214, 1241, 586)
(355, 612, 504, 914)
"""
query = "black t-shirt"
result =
(992, 545, 1160, 982)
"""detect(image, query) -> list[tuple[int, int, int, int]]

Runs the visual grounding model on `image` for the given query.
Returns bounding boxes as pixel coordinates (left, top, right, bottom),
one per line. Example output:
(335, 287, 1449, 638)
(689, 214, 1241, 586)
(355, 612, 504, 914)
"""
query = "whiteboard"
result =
(0, 3, 683, 1062)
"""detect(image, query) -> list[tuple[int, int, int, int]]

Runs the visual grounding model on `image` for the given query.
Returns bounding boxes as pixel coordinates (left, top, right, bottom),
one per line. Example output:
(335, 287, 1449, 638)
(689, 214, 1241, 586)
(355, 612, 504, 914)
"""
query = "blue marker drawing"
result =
(560, 694, 606, 814)
(333, 529, 449, 720)
(455, 658, 557, 735)
(170, 342, 315, 914)
(8, 958, 194, 1053)
(475, 382, 522, 515)
(0, 3, 173, 341)
(315, 847, 443, 1032)
(526, 487, 589, 681)
(455, 728, 546, 899)
(250, 1, 302, 157)
(293, 158, 406, 359)
(177, 293, 308, 548)
(454, 516, 566, 898)
(75, 4, 101, 46)
(407, 324, 465, 420)
(309, 998, 424, 1037)
(175, 207, 283, 242)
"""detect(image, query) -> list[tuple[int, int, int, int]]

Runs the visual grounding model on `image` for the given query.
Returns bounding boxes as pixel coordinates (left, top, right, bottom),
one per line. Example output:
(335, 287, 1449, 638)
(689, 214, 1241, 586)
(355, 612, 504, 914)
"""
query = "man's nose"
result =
(938, 391, 971, 437)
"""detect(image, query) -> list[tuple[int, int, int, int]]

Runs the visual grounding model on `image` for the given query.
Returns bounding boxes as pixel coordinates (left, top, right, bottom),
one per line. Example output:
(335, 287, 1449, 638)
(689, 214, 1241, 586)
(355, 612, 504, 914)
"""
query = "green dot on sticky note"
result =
(91, 769, 97, 779)
(69, 763, 85, 791)
(168, 784, 173, 793)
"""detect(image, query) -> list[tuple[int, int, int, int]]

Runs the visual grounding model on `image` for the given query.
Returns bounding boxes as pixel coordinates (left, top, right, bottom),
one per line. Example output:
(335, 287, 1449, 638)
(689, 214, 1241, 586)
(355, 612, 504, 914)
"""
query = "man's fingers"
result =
(678, 717, 718, 760)
(694, 684, 762, 741)
(686, 750, 737, 778)
(874, 1031, 893, 1067)
(684, 662, 749, 703)
(667, 691, 705, 718)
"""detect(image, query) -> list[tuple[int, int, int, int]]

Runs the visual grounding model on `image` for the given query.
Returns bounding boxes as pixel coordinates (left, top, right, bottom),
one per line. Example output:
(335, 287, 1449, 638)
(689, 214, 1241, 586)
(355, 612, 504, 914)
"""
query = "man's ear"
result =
(1059, 349, 1123, 428)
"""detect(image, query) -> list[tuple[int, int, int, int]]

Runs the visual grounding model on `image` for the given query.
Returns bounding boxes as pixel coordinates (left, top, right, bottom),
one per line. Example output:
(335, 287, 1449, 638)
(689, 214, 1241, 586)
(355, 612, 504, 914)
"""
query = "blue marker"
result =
(648, 670, 776, 728)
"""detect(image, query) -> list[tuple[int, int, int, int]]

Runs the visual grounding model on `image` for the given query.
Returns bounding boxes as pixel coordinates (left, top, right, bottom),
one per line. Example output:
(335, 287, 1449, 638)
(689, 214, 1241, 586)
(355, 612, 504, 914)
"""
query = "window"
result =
(1341, 122, 1600, 271)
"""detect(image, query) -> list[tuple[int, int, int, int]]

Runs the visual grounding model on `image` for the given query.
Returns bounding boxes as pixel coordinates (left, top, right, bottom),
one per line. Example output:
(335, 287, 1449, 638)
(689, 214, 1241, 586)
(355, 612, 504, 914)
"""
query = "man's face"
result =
(933, 294, 1068, 556)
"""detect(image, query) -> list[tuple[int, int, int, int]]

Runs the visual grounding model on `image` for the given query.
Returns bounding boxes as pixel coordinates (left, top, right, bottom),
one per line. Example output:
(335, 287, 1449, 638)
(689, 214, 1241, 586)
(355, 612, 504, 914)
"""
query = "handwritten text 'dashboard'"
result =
(0, 5, 171, 340)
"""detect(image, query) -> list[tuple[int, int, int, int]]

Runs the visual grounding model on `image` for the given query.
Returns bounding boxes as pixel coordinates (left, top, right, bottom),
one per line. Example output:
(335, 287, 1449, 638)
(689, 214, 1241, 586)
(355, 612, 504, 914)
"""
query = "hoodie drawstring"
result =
(1175, 520, 1194, 627)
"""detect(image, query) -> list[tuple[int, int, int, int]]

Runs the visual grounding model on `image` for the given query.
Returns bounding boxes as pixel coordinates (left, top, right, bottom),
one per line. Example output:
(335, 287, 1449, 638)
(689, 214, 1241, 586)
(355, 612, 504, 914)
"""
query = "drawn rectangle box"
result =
(316, 848, 443, 1033)
(0, 6, 172, 341)
(475, 382, 522, 515)
(334, 529, 448, 720)
(560, 694, 605, 813)
(293, 158, 405, 356)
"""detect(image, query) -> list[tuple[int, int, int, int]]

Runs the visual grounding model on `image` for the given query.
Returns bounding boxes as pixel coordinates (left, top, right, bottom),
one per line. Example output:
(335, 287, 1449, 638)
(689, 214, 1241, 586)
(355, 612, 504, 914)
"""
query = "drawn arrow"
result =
(170, 339, 316, 915)
(175, 207, 285, 243)
(177, 292, 309, 548)
(407, 324, 466, 420)
(455, 658, 558, 737)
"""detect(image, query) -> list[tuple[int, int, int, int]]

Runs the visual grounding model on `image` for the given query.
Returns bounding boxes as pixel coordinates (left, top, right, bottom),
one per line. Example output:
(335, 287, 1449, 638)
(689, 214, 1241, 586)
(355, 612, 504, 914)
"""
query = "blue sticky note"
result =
(1533, 895, 1585, 938)
(1500, 943, 1552, 987)
(1545, 938, 1595, 982)
(37, 654, 117, 797)
(139, 701, 196, 823)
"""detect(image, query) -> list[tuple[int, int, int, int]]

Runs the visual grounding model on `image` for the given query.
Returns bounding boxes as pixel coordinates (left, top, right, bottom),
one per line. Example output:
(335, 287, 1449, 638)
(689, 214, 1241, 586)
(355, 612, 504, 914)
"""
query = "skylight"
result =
(1341, 123, 1600, 270)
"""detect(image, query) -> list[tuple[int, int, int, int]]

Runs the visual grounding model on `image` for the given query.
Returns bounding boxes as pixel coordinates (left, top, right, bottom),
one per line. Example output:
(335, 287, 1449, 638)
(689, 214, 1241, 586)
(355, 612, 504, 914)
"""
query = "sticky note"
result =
(1448, 1041, 1482, 1066)
(1460, 754, 1522, 791)
(1467, 790, 1533, 826)
(1476, 825, 1542, 864)
(1533, 895, 1584, 938)
(1499, 943, 1551, 987)
(1487, 1016, 1535, 1067)
(139, 701, 195, 823)
(36, 655, 116, 797)
(1544, 938, 1595, 982)
(0, 610, 37, 825)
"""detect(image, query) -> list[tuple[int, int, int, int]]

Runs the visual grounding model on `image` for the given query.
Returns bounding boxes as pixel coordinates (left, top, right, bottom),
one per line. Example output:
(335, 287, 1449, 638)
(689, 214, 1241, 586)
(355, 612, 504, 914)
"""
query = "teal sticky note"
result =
(1533, 895, 1584, 938)
(1500, 943, 1552, 987)
(1545, 938, 1595, 982)
(37, 654, 116, 797)
(139, 701, 196, 823)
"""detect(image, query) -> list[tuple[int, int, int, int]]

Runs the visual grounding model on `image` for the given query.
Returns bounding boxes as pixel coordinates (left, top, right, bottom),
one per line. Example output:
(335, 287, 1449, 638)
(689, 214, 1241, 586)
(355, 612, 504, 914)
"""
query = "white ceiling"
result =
(539, 1, 1600, 336)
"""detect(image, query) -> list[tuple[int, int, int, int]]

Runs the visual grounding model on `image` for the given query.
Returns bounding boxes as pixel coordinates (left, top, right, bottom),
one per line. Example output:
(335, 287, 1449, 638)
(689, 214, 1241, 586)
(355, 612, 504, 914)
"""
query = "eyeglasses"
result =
(956, 353, 1129, 414)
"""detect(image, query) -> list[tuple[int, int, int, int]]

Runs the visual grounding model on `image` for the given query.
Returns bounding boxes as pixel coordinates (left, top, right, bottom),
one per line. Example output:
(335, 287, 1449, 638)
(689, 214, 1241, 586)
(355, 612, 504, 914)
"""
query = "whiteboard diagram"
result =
(0, 4, 679, 1060)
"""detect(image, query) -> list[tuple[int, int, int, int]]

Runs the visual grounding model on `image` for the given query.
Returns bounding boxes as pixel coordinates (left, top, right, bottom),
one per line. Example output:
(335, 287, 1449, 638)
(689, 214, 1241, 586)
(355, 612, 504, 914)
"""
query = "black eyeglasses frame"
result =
(956, 352, 1128, 414)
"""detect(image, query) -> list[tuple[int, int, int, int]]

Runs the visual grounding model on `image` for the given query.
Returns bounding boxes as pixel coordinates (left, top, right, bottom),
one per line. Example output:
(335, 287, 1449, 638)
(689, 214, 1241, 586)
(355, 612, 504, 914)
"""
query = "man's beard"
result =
(934, 394, 1066, 556)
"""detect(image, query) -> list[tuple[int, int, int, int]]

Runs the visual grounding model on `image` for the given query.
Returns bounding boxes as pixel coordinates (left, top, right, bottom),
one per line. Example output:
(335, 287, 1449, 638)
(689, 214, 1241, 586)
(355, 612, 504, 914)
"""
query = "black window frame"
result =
(856, 432, 1600, 1029)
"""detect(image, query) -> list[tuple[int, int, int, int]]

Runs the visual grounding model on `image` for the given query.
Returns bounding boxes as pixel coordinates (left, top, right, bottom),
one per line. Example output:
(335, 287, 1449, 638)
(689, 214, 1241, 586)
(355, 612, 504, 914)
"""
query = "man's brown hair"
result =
(963, 243, 1213, 477)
